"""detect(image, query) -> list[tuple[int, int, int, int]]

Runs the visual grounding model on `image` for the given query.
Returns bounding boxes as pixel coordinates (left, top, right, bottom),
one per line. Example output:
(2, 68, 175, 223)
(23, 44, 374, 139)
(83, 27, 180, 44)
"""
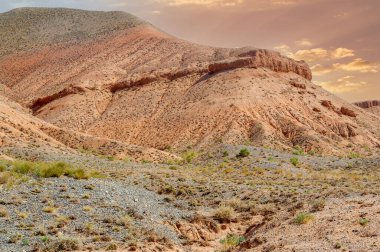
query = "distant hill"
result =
(354, 100, 380, 117)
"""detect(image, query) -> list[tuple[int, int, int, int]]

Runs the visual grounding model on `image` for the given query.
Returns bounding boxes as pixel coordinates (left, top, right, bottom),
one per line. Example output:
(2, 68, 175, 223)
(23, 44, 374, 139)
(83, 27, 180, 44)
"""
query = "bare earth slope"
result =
(0, 8, 379, 155)
(0, 92, 175, 162)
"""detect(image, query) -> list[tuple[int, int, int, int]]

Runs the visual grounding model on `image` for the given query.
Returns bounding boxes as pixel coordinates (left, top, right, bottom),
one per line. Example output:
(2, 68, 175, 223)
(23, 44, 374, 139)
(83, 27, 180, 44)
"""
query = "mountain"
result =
(1, 7, 379, 155)
(354, 100, 380, 117)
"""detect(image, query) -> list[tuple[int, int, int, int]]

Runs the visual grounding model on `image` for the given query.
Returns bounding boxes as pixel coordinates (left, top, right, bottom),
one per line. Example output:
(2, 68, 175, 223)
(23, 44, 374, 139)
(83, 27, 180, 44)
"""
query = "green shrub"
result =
(0, 163, 7, 172)
(11, 160, 97, 180)
(182, 151, 198, 164)
(290, 157, 299, 166)
(359, 218, 369, 226)
(295, 212, 314, 224)
(12, 161, 34, 174)
(292, 146, 305, 155)
(347, 152, 360, 159)
(220, 234, 246, 248)
(236, 148, 250, 158)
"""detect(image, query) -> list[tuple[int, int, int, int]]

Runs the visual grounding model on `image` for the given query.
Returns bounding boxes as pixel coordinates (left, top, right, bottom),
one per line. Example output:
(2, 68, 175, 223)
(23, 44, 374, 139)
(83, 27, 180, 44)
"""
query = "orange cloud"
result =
(333, 58, 378, 73)
(316, 76, 366, 93)
(292, 48, 329, 62)
(295, 38, 312, 47)
(331, 48, 355, 59)
(162, 0, 243, 6)
(310, 64, 334, 75)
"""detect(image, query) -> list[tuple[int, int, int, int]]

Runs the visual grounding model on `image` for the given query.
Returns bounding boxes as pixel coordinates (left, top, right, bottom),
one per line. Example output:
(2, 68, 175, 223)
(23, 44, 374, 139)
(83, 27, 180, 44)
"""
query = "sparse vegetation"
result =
(311, 199, 326, 212)
(295, 212, 314, 224)
(220, 234, 246, 249)
(0, 206, 9, 217)
(236, 148, 250, 158)
(9, 160, 101, 180)
(290, 157, 299, 166)
(359, 218, 369, 226)
(347, 152, 360, 159)
(213, 206, 235, 222)
(182, 151, 198, 164)
(292, 145, 305, 155)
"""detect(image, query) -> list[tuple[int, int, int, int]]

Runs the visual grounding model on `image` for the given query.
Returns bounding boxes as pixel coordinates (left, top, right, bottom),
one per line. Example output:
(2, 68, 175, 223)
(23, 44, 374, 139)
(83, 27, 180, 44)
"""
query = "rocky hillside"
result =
(1, 7, 379, 155)
(354, 100, 380, 117)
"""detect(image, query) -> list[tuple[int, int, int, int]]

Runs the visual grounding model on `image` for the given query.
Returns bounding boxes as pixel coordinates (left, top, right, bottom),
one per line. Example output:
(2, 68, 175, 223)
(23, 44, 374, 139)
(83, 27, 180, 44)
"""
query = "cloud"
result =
(331, 48, 354, 59)
(310, 64, 334, 76)
(161, 0, 244, 7)
(333, 58, 378, 73)
(295, 38, 312, 47)
(316, 76, 366, 93)
(292, 48, 329, 62)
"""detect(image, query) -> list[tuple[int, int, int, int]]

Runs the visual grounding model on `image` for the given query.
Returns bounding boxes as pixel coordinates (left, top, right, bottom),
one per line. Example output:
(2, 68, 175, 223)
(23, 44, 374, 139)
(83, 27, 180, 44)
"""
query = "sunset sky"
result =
(1, 0, 379, 102)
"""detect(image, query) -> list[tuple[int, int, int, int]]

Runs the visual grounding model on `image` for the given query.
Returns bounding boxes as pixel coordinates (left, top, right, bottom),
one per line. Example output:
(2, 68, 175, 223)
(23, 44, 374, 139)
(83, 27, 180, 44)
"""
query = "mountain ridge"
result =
(0, 7, 379, 156)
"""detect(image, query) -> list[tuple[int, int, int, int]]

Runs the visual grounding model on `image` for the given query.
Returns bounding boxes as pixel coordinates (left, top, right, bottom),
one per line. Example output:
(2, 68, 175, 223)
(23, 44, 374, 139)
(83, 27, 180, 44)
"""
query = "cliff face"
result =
(354, 100, 380, 109)
(1, 8, 380, 155)
(354, 100, 380, 117)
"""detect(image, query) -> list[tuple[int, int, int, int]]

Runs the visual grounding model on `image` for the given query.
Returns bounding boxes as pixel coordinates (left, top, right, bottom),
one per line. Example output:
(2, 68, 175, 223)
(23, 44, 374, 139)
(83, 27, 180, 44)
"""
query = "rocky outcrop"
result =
(354, 100, 380, 109)
(30, 86, 86, 113)
(209, 49, 312, 81)
(341, 107, 357, 117)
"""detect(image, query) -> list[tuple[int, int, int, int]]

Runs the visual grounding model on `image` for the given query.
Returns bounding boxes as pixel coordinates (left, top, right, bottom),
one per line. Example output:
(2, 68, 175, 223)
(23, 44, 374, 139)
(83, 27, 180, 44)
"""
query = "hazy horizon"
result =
(1, 0, 379, 102)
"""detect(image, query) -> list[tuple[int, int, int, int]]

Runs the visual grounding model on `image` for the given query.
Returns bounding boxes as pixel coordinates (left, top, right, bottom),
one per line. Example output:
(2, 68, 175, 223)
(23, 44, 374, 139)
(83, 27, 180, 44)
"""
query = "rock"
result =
(341, 107, 357, 117)
(208, 49, 312, 81)
(321, 100, 335, 110)
(290, 81, 306, 89)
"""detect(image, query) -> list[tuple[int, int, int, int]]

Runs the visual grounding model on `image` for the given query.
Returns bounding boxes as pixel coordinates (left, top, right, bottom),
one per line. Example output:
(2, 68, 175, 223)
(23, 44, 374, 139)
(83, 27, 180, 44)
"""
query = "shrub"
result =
(0, 163, 6, 172)
(220, 234, 246, 248)
(0, 172, 11, 185)
(290, 157, 299, 166)
(182, 151, 198, 164)
(43, 206, 57, 214)
(213, 206, 235, 222)
(44, 238, 82, 251)
(106, 243, 118, 250)
(359, 218, 369, 226)
(236, 148, 250, 158)
(292, 146, 305, 155)
(311, 199, 326, 212)
(12, 161, 34, 174)
(10, 160, 96, 180)
(347, 152, 360, 159)
(0, 206, 9, 218)
(295, 212, 314, 224)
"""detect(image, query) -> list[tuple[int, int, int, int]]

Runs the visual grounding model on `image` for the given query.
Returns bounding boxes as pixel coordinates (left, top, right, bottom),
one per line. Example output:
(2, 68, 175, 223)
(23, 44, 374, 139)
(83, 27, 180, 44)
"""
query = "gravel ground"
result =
(0, 176, 190, 252)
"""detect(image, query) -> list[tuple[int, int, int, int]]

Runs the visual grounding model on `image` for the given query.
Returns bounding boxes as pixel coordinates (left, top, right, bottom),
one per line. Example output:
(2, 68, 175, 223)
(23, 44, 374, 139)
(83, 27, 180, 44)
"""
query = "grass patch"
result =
(220, 234, 246, 248)
(295, 212, 314, 224)
(213, 206, 235, 222)
(11, 160, 101, 180)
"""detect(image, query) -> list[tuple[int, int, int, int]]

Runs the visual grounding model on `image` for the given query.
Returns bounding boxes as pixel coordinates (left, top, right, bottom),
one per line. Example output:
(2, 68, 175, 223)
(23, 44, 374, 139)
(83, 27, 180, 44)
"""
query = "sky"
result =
(0, 0, 379, 102)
